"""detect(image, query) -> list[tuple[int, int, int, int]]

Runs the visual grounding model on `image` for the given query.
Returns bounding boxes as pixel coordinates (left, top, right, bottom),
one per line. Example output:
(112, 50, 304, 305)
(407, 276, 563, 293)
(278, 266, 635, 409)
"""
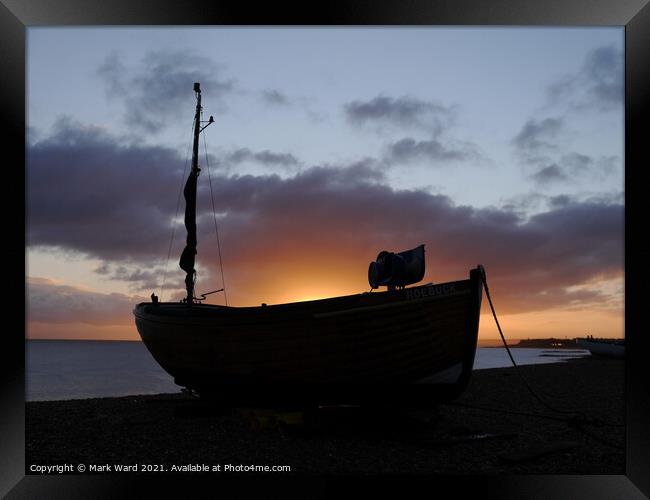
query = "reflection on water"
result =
(473, 347, 590, 370)
(26, 340, 178, 402)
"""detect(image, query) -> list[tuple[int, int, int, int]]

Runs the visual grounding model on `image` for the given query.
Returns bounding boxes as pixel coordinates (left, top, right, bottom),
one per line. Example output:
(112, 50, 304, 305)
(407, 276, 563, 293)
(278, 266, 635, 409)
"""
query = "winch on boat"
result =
(368, 244, 425, 290)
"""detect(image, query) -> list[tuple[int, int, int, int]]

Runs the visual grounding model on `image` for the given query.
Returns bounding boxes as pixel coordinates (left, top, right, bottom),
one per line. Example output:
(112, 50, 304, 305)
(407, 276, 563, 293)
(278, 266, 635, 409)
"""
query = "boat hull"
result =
(134, 267, 483, 407)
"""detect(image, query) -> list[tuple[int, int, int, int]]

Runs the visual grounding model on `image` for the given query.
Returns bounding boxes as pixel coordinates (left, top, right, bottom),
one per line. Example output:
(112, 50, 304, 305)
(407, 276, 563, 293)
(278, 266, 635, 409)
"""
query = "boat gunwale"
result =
(133, 277, 474, 325)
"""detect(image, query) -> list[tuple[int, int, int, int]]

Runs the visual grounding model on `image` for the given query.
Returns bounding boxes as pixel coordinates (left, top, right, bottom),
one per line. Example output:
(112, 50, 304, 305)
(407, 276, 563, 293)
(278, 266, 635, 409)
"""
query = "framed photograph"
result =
(3, 0, 648, 497)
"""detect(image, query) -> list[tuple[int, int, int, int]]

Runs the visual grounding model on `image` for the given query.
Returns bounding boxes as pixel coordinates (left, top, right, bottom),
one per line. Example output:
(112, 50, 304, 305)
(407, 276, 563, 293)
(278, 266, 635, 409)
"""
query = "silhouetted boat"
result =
(133, 83, 484, 407)
(575, 338, 625, 359)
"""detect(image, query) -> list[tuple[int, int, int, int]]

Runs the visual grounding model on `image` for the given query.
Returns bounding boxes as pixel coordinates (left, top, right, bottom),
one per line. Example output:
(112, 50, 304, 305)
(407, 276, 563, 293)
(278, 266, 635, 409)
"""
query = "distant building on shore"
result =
(515, 338, 577, 349)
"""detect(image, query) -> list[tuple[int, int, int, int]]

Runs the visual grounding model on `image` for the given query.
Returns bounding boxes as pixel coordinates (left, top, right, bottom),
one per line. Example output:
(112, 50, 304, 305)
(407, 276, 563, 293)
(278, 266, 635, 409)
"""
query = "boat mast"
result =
(179, 82, 212, 305)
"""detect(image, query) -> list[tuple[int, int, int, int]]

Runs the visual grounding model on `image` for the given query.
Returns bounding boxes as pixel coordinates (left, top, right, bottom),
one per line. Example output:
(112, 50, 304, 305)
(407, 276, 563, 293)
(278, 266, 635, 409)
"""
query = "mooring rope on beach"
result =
(476, 267, 624, 431)
(446, 401, 625, 451)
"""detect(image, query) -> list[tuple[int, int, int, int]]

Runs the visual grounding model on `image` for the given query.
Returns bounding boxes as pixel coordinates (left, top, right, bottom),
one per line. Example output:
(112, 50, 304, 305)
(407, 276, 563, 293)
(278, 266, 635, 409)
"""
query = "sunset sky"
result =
(26, 27, 624, 341)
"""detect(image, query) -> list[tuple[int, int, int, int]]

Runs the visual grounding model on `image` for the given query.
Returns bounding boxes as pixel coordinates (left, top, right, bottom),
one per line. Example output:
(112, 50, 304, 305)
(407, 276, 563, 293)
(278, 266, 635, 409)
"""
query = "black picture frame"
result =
(3, 0, 649, 497)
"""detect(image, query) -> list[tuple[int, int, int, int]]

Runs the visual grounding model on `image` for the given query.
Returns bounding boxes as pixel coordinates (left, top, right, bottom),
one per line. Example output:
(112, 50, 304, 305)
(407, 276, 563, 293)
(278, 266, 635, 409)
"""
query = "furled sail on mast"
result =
(179, 82, 203, 304)
(179, 168, 198, 301)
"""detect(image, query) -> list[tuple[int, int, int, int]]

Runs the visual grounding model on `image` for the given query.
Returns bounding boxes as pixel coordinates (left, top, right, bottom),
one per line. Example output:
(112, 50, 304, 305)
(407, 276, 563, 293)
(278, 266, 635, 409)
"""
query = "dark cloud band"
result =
(28, 119, 623, 323)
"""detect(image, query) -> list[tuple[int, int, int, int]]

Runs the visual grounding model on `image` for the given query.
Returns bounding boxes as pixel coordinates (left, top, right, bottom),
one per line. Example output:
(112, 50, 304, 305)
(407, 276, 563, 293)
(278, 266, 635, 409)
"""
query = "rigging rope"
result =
(160, 119, 195, 302)
(201, 110, 228, 306)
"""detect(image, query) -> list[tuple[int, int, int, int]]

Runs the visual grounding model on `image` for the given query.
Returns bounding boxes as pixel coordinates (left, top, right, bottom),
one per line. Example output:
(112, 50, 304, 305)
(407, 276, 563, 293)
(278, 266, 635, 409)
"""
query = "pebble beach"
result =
(26, 356, 624, 475)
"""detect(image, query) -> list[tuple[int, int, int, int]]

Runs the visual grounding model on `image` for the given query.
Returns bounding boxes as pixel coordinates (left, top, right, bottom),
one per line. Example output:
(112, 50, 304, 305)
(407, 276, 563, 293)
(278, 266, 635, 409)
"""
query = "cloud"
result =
(344, 95, 456, 135)
(92, 261, 178, 292)
(344, 95, 483, 167)
(547, 45, 623, 112)
(260, 89, 291, 106)
(97, 49, 236, 133)
(512, 118, 563, 161)
(224, 147, 300, 169)
(97, 52, 127, 97)
(524, 153, 619, 187)
(27, 277, 146, 325)
(384, 137, 480, 165)
(258, 88, 328, 123)
(28, 120, 623, 320)
(560, 152, 617, 179)
(512, 117, 619, 186)
(499, 191, 622, 218)
(96, 264, 183, 292)
(513, 46, 623, 187)
(531, 164, 567, 185)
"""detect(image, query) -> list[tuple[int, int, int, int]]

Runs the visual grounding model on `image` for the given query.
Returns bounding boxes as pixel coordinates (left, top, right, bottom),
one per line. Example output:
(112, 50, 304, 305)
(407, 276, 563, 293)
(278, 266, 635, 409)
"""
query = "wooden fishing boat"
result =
(134, 83, 484, 407)
(575, 338, 625, 359)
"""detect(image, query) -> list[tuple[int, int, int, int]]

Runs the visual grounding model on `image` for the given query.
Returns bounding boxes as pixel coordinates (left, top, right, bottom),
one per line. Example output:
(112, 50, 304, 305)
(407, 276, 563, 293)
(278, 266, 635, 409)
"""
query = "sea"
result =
(25, 340, 591, 402)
